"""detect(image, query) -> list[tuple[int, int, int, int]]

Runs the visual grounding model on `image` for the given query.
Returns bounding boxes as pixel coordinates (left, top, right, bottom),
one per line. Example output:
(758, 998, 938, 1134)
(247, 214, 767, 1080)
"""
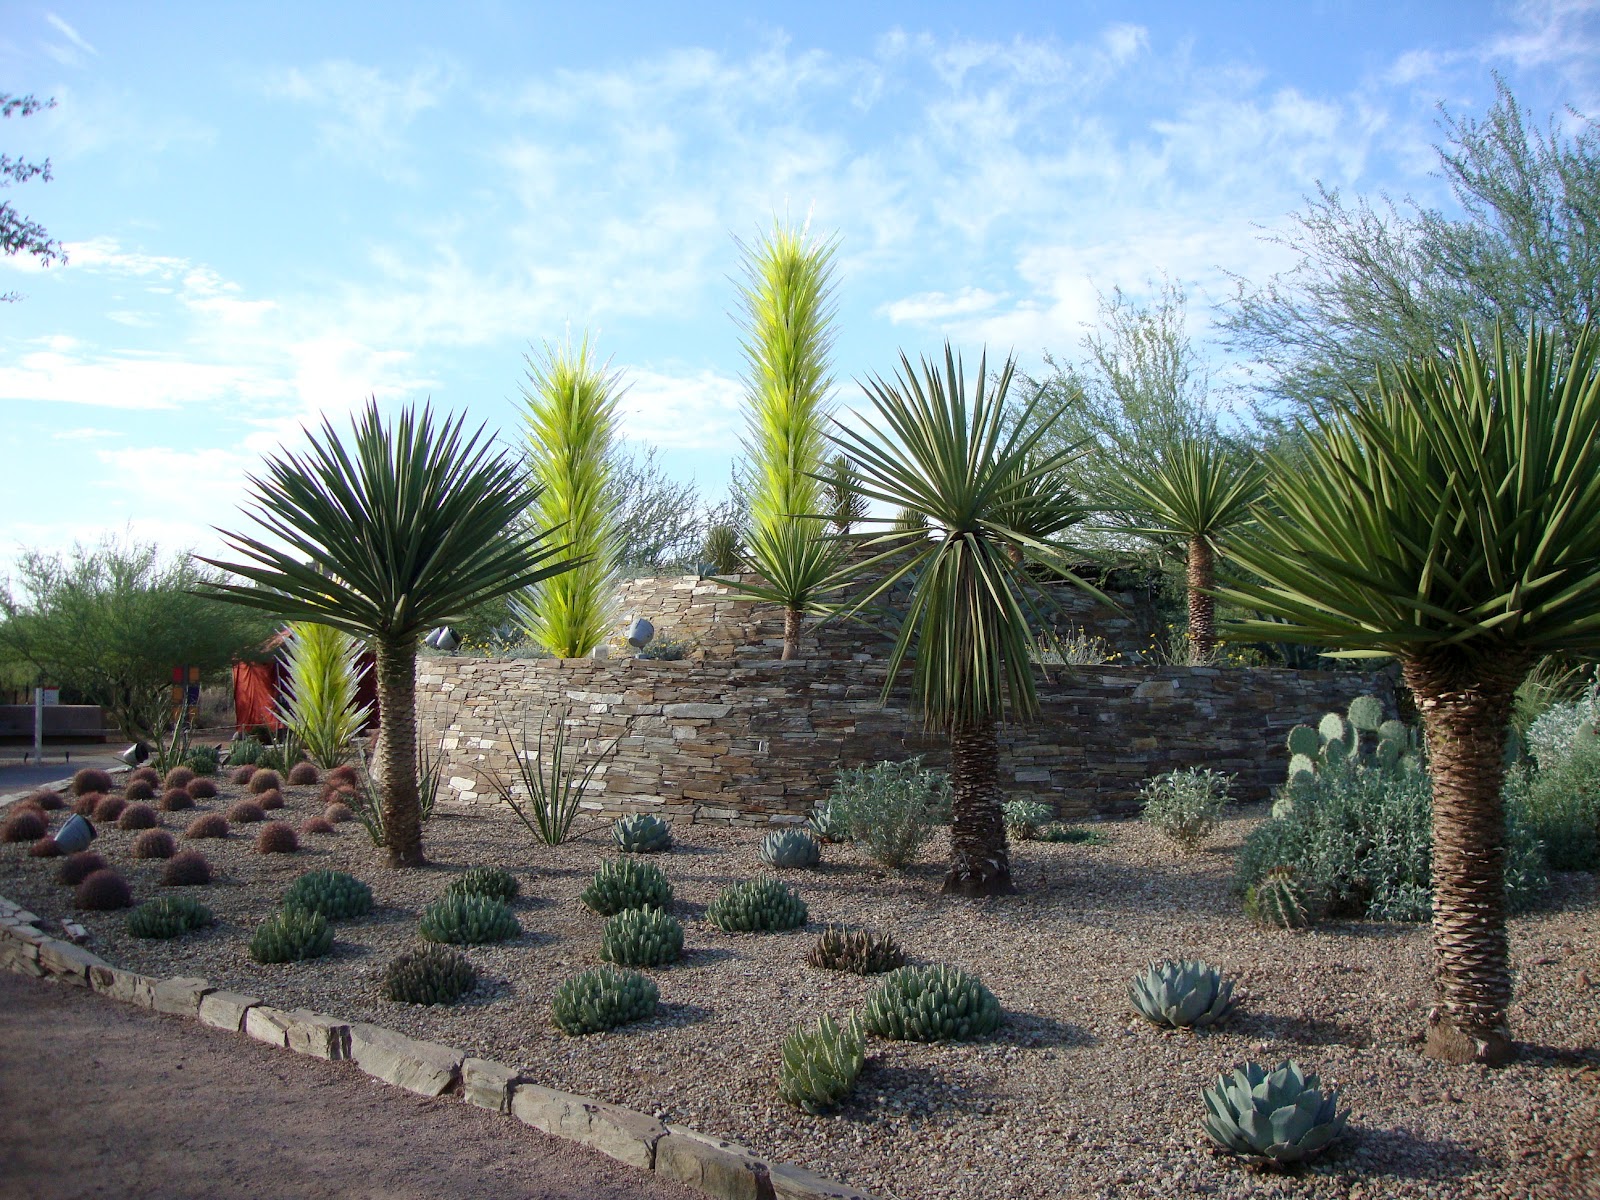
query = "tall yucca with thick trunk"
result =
(519, 336, 622, 659)
(731, 220, 844, 658)
(834, 344, 1099, 896)
(1222, 323, 1600, 1065)
(275, 621, 371, 768)
(204, 401, 575, 867)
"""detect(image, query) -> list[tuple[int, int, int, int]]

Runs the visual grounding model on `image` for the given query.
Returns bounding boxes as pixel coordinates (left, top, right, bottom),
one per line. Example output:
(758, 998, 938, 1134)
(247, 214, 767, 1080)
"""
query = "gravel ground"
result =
(2, 776, 1597, 1200)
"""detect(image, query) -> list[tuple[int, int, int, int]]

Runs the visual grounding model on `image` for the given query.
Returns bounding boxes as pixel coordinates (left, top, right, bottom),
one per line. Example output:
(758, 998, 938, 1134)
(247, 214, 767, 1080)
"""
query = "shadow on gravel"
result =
(845, 1060, 1006, 1119)
(1237, 1011, 1374, 1049)
(645, 1002, 715, 1030)
(679, 945, 736, 968)
(1517, 1043, 1600, 1069)
(1347, 1125, 1483, 1180)
(1003, 1012, 1095, 1049)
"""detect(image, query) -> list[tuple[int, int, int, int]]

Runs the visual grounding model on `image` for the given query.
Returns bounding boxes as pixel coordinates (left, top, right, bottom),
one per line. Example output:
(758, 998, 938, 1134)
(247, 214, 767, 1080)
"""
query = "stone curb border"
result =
(0, 891, 875, 1200)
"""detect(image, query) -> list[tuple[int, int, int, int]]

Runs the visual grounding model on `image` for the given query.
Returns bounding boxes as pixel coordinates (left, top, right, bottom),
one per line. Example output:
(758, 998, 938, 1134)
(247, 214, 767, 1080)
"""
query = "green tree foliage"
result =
(2, 93, 66, 302)
(519, 336, 623, 658)
(1224, 78, 1600, 423)
(0, 538, 271, 741)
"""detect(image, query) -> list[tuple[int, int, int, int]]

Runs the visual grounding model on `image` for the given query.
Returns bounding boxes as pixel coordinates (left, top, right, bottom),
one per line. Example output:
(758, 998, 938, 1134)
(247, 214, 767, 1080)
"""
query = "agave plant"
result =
(1200, 1060, 1349, 1164)
(1129, 959, 1239, 1028)
(480, 706, 617, 846)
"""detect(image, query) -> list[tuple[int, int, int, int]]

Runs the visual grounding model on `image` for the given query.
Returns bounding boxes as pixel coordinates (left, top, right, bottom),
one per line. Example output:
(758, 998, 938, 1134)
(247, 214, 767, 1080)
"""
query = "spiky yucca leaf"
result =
(275, 622, 371, 769)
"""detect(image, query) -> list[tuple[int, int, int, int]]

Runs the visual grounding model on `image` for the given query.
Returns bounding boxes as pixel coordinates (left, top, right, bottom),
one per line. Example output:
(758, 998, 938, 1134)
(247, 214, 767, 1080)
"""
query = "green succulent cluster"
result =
(1280, 694, 1418, 815)
(550, 966, 659, 1035)
(706, 876, 807, 932)
(600, 906, 684, 967)
(444, 866, 520, 903)
(126, 895, 214, 940)
(248, 907, 333, 963)
(805, 925, 905, 975)
(1201, 1060, 1349, 1163)
(611, 812, 673, 854)
(1033, 823, 1103, 844)
(419, 892, 521, 945)
(758, 828, 821, 869)
(863, 965, 1001, 1042)
(804, 801, 851, 843)
(579, 858, 673, 916)
(1001, 799, 1055, 840)
(777, 1014, 866, 1114)
(381, 944, 478, 1005)
(1245, 867, 1314, 930)
(181, 745, 221, 777)
(282, 869, 373, 920)
(1129, 959, 1239, 1028)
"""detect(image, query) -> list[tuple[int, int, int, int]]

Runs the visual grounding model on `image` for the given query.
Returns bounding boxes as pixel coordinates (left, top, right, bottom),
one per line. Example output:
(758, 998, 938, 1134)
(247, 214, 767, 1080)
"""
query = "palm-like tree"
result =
(834, 344, 1099, 896)
(1221, 324, 1600, 1064)
(203, 402, 576, 867)
(1099, 436, 1265, 658)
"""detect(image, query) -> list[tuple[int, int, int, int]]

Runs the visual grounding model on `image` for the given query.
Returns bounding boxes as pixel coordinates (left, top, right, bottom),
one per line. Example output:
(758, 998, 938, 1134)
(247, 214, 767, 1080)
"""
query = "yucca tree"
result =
(834, 344, 1100, 896)
(274, 621, 372, 768)
(1099, 436, 1266, 658)
(1221, 323, 1600, 1064)
(729, 220, 845, 658)
(518, 335, 622, 658)
(203, 401, 576, 867)
(824, 453, 868, 534)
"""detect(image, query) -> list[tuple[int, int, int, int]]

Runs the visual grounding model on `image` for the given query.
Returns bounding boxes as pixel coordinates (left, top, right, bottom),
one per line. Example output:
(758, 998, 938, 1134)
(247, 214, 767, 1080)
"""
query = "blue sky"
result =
(2, 1, 1597, 572)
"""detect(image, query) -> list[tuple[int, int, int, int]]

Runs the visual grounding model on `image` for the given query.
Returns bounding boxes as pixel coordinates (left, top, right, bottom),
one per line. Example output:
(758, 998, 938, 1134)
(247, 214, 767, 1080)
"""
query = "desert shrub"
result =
(636, 633, 691, 660)
(419, 893, 520, 945)
(805, 800, 851, 844)
(550, 966, 658, 1035)
(300, 816, 336, 836)
(382, 945, 477, 1005)
(72, 792, 102, 816)
(706, 876, 807, 933)
(445, 866, 520, 903)
(600, 907, 684, 967)
(1237, 758, 1548, 920)
(863, 964, 1002, 1042)
(1035, 824, 1104, 844)
(127, 895, 213, 939)
(161, 851, 213, 886)
(287, 762, 320, 786)
(26, 789, 65, 811)
(180, 744, 220, 776)
(131, 829, 177, 860)
(227, 800, 265, 824)
(160, 788, 196, 812)
(117, 803, 159, 831)
(1002, 799, 1055, 840)
(825, 757, 948, 869)
(1, 808, 47, 843)
(323, 802, 354, 823)
(255, 789, 285, 811)
(579, 859, 672, 916)
(806, 925, 905, 975)
(92, 795, 127, 823)
(126, 767, 161, 788)
(186, 778, 218, 800)
(163, 766, 196, 791)
(184, 813, 230, 839)
(72, 768, 113, 796)
(777, 1014, 865, 1114)
(249, 769, 282, 795)
(1139, 768, 1231, 853)
(76, 868, 134, 910)
(29, 836, 60, 858)
(248, 907, 333, 963)
(226, 736, 264, 767)
(1513, 735, 1600, 870)
(230, 764, 258, 785)
(58, 851, 108, 886)
(123, 778, 156, 801)
(283, 869, 372, 919)
(256, 822, 299, 854)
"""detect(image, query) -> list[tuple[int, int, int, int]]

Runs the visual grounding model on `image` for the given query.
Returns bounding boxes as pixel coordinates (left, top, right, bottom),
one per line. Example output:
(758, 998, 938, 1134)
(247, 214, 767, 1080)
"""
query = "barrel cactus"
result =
(1246, 867, 1313, 930)
(381, 945, 477, 1005)
(600, 906, 684, 967)
(1201, 1060, 1349, 1164)
(579, 858, 673, 916)
(1129, 959, 1239, 1028)
(550, 966, 659, 1035)
(611, 812, 673, 854)
(706, 876, 807, 932)
(758, 828, 822, 869)
(127, 895, 214, 940)
(445, 866, 520, 903)
(806, 925, 905, 975)
(863, 964, 1002, 1042)
(283, 869, 373, 920)
(777, 1014, 866, 1114)
(1002, 799, 1055, 840)
(248, 907, 333, 963)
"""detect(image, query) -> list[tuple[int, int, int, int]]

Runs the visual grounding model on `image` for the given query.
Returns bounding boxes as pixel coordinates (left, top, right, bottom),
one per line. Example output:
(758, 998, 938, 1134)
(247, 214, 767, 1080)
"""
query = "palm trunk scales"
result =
(375, 637, 424, 867)
(942, 721, 1016, 897)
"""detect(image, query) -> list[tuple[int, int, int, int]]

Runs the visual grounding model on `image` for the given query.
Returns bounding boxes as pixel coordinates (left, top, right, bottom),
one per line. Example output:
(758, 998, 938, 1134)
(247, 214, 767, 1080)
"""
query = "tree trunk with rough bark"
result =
(942, 720, 1016, 896)
(374, 636, 424, 867)
(1403, 651, 1530, 1065)
(1187, 535, 1216, 661)
(782, 606, 801, 660)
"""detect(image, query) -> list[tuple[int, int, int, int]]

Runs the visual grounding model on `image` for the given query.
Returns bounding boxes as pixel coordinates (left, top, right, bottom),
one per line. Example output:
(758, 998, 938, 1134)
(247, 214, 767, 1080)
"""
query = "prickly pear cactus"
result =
(1285, 724, 1321, 759)
(1345, 694, 1384, 733)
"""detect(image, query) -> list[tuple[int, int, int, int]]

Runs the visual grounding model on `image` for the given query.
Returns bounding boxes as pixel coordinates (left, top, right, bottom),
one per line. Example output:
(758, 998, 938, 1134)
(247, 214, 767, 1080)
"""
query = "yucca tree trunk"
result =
(1403, 652, 1529, 1065)
(1187, 535, 1216, 660)
(375, 636, 423, 867)
(782, 606, 802, 660)
(943, 720, 1015, 896)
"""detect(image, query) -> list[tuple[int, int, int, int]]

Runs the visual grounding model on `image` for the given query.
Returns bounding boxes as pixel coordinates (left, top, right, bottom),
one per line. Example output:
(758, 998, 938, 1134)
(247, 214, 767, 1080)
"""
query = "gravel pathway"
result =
(3, 776, 1597, 1200)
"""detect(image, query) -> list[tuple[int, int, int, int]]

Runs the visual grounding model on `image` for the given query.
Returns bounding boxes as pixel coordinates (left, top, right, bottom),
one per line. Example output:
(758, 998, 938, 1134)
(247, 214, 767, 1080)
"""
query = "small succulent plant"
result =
(72, 768, 114, 796)
(186, 778, 218, 800)
(131, 829, 177, 860)
(230, 764, 258, 785)
(1200, 1060, 1349, 1164)
(806, 925, 906, 975)
(323, 801, 355, 823)
(444, 866, 520, 903)
(27, 789, 65, 811)
(1002, 799, 1056, 840)
(123, 779, 156, 801)
(283, 869, 373, 919)
(227, 800, 266, 824)
(184, 813, 230, 839)
(126, 768, 161, 788)
(777, 1014, 866, 1114)
(419, 893, 521, 945)
(706, 876, 807, 933)
(382, 944, 478, 1005)
(248, 769, 283, 795)
(29, 836, 61, 858)
(759, 829, 822, 869)
(127, 894, 214, 939)
(181, 745, 220, 776)
(1, 808, 48, 844)
(117, 803, 159, 831)
(256, 822, 300, 854)
(58, 851, 108, 886)
(92, 795, 127, 823)
(75, 868, 134, 911)
(160, 788, 196, 812)
(287, 762, 320, 786)
(579, 859, 673, 916)
(600, 906, 684, 967)
(1034, 823, 1103, 844)
(255, 789, 285, 811)
(863, 965, 1002, 1042)
(72, 791, 102, 816)
(163, 767, 196, 791)
(248, 907, 334, 963)
(1129, 959, 1240, 1028)
(550, 966, 659, 1035)
(805, 801, 851, 843)
(611, 812, 673, 854)
(1246, 867, 1313, 930)
(160, 850, 213, 886)
(300, 816, 336, 836)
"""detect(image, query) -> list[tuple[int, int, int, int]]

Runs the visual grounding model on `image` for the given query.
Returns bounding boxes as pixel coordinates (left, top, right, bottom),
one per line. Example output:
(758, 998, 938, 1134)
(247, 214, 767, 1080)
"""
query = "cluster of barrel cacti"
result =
(707, 876, 808, 932)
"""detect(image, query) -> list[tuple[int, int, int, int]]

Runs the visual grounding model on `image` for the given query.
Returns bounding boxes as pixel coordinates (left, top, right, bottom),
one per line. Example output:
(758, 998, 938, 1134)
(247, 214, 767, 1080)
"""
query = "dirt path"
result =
(0, 971, 702, 1200)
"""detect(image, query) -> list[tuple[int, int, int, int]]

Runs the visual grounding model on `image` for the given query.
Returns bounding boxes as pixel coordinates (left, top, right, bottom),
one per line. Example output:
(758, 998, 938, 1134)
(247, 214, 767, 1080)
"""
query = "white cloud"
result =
(42, 12, 97, 67)
(614, 367, 746, 451)
(273, 60, 456, 177)
(880, 287, 1004, 325)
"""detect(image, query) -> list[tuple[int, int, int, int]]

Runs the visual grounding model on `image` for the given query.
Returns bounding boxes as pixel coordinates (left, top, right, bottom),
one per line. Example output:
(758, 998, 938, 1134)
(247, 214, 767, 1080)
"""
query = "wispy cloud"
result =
(272, 59, 456, 179)
(42, 12, 97, 67)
